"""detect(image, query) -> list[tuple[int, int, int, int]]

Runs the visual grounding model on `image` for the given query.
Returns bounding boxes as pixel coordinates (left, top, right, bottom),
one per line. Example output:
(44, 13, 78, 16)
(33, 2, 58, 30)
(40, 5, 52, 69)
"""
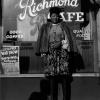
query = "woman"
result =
(36, 7, 82, 100)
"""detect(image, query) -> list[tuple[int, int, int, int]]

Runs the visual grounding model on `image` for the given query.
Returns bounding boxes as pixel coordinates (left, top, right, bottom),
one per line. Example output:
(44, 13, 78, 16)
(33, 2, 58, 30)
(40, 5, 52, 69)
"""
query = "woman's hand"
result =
(62, 40, 69, 49)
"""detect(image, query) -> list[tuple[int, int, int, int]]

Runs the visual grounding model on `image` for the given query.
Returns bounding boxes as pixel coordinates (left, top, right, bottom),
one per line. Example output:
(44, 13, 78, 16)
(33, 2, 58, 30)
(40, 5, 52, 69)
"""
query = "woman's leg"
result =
(50, 76, 58, 100)
(62, 76, 71, 100)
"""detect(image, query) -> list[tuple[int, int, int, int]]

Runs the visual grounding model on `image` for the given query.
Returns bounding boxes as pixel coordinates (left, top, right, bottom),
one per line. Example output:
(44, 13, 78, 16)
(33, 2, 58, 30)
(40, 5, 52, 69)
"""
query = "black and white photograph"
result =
(0, 0, 100, 100)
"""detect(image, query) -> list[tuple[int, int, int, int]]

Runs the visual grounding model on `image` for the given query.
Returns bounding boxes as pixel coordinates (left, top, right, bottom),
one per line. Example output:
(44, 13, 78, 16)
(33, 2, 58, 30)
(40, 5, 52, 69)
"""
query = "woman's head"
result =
(50, 13, 59, 24)
(49, 7, 64, 24)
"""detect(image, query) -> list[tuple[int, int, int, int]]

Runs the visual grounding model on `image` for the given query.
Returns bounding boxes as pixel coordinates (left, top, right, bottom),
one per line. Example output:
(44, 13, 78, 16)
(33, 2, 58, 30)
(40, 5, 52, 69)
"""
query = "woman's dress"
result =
(41, 23, 70, 76)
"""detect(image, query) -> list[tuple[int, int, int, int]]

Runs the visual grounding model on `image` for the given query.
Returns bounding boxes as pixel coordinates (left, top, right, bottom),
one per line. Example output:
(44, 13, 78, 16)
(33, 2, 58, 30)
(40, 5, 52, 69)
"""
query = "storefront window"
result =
(0, 0, 100, 74)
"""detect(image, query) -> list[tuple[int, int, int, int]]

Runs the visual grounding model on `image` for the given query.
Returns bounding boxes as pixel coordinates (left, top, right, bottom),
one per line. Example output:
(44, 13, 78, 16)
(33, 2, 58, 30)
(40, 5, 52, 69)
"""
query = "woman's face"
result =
(51, 13, 59, 24)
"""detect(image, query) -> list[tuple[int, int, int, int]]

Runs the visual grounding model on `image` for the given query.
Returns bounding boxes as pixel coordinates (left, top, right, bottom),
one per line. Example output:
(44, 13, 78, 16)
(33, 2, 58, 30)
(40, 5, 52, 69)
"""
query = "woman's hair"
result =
(49, 7, 64, 18)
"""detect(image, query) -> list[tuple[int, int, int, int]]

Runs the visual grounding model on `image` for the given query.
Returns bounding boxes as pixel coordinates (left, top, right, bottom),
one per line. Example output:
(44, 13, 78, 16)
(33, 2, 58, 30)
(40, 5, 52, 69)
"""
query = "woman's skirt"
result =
(41, 42, 70, 76)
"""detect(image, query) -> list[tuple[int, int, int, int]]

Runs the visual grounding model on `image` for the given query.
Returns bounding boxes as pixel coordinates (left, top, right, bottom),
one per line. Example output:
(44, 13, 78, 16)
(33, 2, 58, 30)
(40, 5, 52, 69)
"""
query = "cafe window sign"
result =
(18, 0, 84, 21)
(1, 46, 20, 75)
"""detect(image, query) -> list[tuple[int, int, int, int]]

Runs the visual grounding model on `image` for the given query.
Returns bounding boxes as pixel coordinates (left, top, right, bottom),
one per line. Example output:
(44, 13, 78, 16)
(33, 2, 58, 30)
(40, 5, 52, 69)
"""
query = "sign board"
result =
(1, 46, 20, 75)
